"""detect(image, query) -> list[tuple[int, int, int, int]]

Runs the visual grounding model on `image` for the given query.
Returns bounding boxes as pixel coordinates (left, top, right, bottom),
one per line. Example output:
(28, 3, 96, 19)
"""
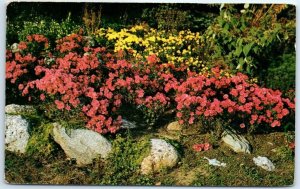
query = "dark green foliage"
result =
(5, 83, 28, 105)
(142, 4, 191, 32)
(265, 53, 295, 93)
(141, 4, 217, 32)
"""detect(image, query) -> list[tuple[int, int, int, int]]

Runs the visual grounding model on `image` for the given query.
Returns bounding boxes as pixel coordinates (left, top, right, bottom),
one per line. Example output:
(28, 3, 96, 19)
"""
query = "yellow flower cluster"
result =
(95, 24, 207, 68)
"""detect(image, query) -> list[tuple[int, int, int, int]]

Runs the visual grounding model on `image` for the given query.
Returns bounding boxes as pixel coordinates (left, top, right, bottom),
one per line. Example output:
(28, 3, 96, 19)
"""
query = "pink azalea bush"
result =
(6, 33, 295, 134)
(173, 67, 295, 129)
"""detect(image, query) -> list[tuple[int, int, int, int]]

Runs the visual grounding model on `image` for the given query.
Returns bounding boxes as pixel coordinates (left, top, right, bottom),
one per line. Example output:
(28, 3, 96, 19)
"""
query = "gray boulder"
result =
(5, 115, 30, 153)
(141, 139, 179, 174)
(222, 129, 251, 154)
(52, 123, 112, 165)
(5, 104, 36, 115)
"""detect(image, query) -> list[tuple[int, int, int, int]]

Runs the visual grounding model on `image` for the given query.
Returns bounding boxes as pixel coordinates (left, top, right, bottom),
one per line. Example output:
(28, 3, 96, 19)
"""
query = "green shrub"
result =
(204, 4, 295, 76)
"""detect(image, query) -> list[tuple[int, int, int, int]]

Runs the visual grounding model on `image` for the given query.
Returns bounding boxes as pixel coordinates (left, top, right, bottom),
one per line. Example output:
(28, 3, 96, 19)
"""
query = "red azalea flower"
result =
(193, 143, 212, 152)
(54, 100, 65, 110)
(193, 144, 203, 152)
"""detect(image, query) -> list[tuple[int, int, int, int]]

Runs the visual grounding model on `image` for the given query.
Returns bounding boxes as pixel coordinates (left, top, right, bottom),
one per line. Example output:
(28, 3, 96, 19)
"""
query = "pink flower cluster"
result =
(174, 67, 295, 128)
(6, 34, 49, 84)
(6, 52, 36, 83)
(56, 34, 83, 53)
(26, 34, 49, 49)
(6, 33, 295, 134)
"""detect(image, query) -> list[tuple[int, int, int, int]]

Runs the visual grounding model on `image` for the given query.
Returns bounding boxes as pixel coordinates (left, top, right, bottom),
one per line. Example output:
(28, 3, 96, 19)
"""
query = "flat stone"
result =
(253, 156, 275, 171)
(52, 123, 112, 165)
(5, 104, 36, 115)
(203, 157, 226, 167)
(167, 121, 182, 131)
(222, 129, 251, 154)
(5, 115, 30, 154)
(141, 139, 179, 174)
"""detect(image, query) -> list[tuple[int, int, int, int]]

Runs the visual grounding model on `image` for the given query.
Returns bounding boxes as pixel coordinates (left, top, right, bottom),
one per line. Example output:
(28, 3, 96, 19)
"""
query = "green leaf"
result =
(234, 45, 243, 57)
(238, 38, 243, 46)
(236, 57, 244, 70)
(243, 42, 254, 56)
(224, 23, 230, 31)
(246, 64, 251, 73)
(253, 46, 259, 54)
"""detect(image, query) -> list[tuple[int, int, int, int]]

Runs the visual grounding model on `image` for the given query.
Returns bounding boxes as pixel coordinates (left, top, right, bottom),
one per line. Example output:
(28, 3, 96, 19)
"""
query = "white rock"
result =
(222, 129, 251, 154)
(141, 139, 179, 174)
(253, 156, 275, 171)
(204, 157, 226, 167)
(167, 121, 182, 131)
(5, 104, 36, 115)
(52, 123, 112, 165)
(11, 43, 19, 53)
(120, 119, 137, 129)
(5, 115, 30, 153)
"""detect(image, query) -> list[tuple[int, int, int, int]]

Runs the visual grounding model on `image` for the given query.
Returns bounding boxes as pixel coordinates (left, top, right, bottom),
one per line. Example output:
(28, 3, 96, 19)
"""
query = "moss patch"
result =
(99, 132, 152, 185)
(26, 122, 58, 157)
